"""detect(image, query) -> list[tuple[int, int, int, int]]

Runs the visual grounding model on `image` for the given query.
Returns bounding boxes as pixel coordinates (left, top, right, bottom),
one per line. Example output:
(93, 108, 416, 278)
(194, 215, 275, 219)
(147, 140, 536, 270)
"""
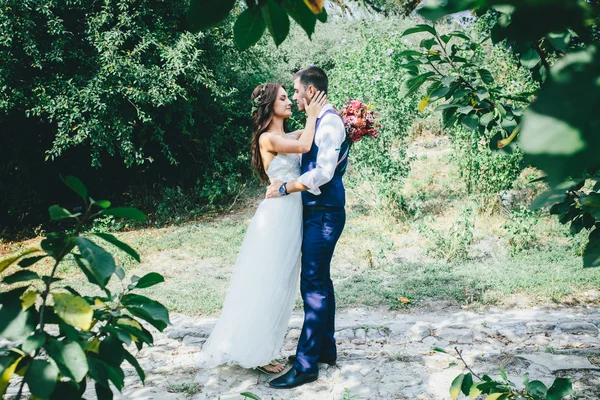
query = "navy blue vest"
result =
(301, 109, 350, 207)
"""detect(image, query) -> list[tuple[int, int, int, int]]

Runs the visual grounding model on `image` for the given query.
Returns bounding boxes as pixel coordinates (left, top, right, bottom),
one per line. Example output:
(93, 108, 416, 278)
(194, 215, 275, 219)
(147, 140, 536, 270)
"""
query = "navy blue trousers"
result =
(293, 208, 346, 373)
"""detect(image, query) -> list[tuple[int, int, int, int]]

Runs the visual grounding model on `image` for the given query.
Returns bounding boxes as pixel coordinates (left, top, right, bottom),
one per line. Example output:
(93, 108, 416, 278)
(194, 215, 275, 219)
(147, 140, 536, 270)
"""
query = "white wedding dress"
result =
(198, 152, 302, 369)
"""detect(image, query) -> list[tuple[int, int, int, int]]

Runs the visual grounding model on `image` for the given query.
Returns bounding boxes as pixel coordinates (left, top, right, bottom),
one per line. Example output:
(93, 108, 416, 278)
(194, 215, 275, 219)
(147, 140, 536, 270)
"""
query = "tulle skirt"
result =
(198, 192, 302, 368)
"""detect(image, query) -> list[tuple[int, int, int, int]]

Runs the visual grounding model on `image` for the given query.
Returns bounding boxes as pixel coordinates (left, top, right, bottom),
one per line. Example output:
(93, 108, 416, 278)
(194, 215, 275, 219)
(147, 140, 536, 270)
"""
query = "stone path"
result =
(5, 305, 600, 399)
(115, 305, 600, 400)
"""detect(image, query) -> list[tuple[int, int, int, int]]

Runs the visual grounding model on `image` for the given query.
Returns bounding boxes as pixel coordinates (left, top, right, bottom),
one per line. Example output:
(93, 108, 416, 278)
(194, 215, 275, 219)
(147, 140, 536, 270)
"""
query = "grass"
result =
(2, 137, 600, 316)
(167, 381, 201, 398)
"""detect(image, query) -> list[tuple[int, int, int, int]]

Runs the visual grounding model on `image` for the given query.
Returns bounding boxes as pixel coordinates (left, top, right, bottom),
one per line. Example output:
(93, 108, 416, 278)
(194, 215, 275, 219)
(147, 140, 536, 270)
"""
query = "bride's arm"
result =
(288, 129, 304, 140)
(259, 92, 326, 155)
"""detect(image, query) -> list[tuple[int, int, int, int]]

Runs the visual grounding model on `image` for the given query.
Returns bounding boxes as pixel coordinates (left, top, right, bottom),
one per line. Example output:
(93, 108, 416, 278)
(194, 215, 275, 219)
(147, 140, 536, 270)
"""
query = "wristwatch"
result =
(279, 182, 289, 196)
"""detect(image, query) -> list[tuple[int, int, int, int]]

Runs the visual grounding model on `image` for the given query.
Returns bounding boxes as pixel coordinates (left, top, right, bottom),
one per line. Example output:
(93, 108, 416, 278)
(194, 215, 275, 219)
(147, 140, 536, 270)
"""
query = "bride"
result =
(198, 83, 327, 373)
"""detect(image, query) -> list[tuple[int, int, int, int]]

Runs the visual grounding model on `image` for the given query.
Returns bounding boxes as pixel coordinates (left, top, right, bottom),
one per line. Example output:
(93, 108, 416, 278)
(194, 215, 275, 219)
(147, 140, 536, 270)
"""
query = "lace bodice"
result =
(267, 153, 301, 182)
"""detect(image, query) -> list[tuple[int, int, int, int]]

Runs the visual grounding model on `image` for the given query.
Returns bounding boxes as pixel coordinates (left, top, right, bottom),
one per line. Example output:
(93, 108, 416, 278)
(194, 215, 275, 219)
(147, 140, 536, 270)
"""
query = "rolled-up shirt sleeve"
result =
(297, 113, 346, 195)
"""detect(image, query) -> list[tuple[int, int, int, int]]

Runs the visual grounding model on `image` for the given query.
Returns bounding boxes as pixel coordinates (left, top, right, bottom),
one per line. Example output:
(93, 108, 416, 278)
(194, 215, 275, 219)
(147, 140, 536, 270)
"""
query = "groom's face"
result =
(292, 78, 315, 113)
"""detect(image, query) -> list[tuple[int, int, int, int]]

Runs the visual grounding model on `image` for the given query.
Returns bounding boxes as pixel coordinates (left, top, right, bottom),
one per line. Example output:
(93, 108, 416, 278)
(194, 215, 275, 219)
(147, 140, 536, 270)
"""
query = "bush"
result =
(0, 177, 169, 399)
(327, 20, 418, 215)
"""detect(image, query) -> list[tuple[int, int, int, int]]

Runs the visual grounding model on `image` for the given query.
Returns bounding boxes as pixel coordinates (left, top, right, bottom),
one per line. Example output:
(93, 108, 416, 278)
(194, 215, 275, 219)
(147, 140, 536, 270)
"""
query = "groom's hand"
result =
(266, 180, 283, 199)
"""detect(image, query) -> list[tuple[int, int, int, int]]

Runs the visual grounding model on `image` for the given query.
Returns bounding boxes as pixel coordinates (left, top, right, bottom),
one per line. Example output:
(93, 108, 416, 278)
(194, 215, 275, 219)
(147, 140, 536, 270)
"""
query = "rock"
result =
(558, 322, 599, 335)
(518, 353, 600, 372)
(435, 328, 473, 344)
(407, 322, 432, 342)
(354, 328, 367, 342)
(526, 322, 556, 333)
(286, 328, 301, 340)
(334, 328, 355, 342)
(422, 336, 438, 346)
(182, 336, 206, 346)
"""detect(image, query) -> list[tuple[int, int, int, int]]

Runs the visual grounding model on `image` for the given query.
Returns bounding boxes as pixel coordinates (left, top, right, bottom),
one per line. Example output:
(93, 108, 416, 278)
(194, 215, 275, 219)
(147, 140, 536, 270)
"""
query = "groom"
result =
(266, 66, 349, 389)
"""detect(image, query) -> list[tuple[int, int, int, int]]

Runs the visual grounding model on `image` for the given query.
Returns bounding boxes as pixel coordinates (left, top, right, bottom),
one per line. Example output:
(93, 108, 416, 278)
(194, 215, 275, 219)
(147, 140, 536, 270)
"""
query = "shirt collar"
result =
(317, 103, 333, 119)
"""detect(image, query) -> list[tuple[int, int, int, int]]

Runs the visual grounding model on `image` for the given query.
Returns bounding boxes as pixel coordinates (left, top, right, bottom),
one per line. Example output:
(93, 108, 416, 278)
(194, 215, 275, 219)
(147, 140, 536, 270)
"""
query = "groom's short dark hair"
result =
(294, 66, 328, 94)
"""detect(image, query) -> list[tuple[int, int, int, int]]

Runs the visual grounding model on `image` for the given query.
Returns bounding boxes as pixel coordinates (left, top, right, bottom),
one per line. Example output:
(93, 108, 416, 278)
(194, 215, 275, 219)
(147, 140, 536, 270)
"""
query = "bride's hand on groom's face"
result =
(266, 180, 283, 199)
(305, 91, 327, 119)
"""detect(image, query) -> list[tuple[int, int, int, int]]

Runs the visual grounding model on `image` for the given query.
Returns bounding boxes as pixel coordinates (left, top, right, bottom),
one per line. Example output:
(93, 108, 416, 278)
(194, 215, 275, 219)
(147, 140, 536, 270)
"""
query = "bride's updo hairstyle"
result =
(250, 83, 282, 183)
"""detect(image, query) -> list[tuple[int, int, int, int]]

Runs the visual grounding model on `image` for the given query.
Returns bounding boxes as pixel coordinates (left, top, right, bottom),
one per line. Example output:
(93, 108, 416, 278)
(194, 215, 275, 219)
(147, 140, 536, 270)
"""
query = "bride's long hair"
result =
(249, 83, 286, 183)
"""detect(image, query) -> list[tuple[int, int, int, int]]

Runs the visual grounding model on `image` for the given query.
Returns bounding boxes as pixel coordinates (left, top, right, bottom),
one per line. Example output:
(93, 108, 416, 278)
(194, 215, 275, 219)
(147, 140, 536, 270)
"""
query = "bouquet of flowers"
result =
(339, 99, 381, 143)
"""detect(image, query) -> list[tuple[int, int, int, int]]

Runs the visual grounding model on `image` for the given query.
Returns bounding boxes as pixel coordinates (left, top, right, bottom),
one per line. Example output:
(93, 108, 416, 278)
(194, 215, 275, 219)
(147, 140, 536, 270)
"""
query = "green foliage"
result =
(503, 205, 540, 254)
(0, 0, 274, 231)
(327, 21, 417, 214)
(0, 177, 169, 399)
(397, 1, 600, 266)
(449, 126, 523, 196)
(437, 348, 574, 400)
(417, 207, 475, 262)
(187, 0, 327, 50)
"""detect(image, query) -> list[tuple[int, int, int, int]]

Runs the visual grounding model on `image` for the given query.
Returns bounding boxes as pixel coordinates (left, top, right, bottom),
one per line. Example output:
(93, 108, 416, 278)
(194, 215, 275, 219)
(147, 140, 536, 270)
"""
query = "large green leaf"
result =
(0, 247, 40, 274)
(101, 207, 146, 222)
(262, 0, 290, 47)
(234, 6, 266, 51)
(546, 378, 573, 400)
(401, 24, 437, 37)
(75, 238, 117, 289)
(115, 317, 154, 345)
(282, 0, 316, 38)
(0, 352, 22, 397)
(461, 114, 479, 131)
(123, 349, 145, 384)
(52, 292, 94, 331)
(461, 373, 473, 396)
(24, 359, 59, 398)
(46, 339, 88, 383)
(22, 332, 47, 353)
(1, 270, 40, 285)
(518, 46, 600, 183)
(186, 0, 236, 32)
(121, 294, 170, 331)
(18, 255, 47, 268)
(526, 380, 548, 397)
(61, 176, 88, 201)
(530, 180, 583, 210)
(0, 288, 35, 341)
(402, 72, 436, 97)
(316, 6, 327, 23)
(50, 380, 87, 400)
(450, 373, 465, 399)
(49, 205, 78, 221)
(579, 193, 600, 220)
(41, 232, 72, 260)
(130, 272, 165, 289)
(583, 229, 600, 268)
(93, 233, 140, 262)
(95, 381, 114, 400)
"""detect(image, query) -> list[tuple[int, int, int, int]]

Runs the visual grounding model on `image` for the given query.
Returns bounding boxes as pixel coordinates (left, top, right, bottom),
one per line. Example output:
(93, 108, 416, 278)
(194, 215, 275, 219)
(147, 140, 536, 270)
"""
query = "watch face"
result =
(279, 186, 285, 195)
